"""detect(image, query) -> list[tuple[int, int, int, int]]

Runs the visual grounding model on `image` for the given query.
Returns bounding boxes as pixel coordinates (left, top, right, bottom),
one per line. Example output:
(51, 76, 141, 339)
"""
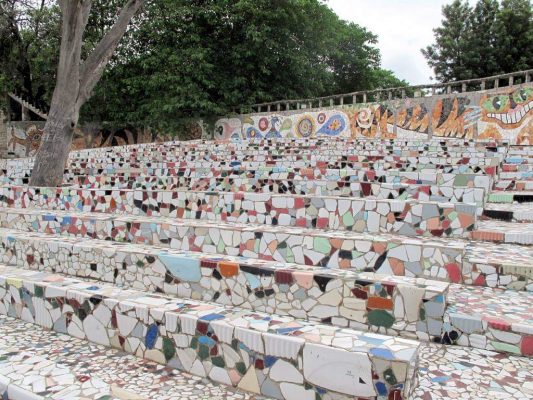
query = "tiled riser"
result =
(488, 192, 533, 203)
(0, 180, 488, 207)
(4, 139, 505, 162)
(0, 172, 493, 197)
(9, 209, 531, 292)
(70, 172, 489, 192)
(493, 180, 533, 191)
(70, 177, 487, 205)
(443, 313, 533, 357)
(30, 155, 504, 167)
(44, 160, 502, 172)
(443, 287, 533, 357)
(0, 187, 478, 238)
(499, 172, 533, 180)
(0, 209, 466, 282)
(461, 258, 533, 291)
(6, 155, 501, 168)
(0, 150, 505, 172)
(0, 266, 420, 399)
(0, 230, 449, 341)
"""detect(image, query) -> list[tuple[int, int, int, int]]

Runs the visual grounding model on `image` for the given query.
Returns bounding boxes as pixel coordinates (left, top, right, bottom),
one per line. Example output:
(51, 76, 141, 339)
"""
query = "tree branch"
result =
(77, 0, 147, 108)
(46, 0, 91, 124)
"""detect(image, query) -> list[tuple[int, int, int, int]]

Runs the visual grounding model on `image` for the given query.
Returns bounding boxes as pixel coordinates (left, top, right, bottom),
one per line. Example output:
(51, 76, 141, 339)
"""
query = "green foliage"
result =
(83, 0, 392, 132)
(2, 0, 408, 134)
(0, 1, 60, 111)
(423, 0, 533, 82)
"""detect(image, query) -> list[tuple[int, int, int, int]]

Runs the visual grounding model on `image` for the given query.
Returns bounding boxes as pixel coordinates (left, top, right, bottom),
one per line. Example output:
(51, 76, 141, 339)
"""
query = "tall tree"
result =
(423, 0, 533, 82)
(0, 0, 59, 109)
(466, 0, 500, 78)
(29, 0, 147, 187)
(494, 0, 533, 73)
(422, 0, 473, 82)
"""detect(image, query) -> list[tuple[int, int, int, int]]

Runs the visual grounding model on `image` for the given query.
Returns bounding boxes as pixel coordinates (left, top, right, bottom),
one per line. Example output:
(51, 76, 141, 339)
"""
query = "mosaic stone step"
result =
(502, 163, 533, 172)
(47, 155, 500, 170)
(64, 139, 506, 157)
(2, 165, 497, 187)
(492, 179, 533, 191)
(4, 159, 501, 174)
(463, 240, 533, 291)
(0, 186, 478, 238)
(3, 139, 506, 162)
(2, 303, 533, 399)
(0, 228, 450, 342)
(21, 153, 500, 167)
(488, 191, 533, 203)
(2, 207, 528, 290)
(0, 208, 467, 281)
(60, 154, 505, 167)
(444, 284, 533, 357)
(1, 316, 532, 400)
(2, 228, 531, 357)
(1, 148, 505, 173)
(499, 171, 533, 180)
(483, 203, 533, 222)
(0, 265, 420, 399)
(0, 177, 487, 207)
(472, 220, 533, 245)
(61, 170, 493, 193)
(0, 316, 263, 400)
(66, 176, 488, 205)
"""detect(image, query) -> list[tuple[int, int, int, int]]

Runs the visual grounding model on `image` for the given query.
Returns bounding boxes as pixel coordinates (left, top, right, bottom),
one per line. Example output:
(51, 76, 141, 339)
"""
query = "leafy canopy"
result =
(2, 0, 409, 133)
(423, 0, 533, 82)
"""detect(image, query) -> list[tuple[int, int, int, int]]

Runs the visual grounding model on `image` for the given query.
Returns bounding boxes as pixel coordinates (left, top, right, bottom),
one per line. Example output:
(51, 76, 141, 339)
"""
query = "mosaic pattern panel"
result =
(0, 265, 420, 399)
(0, 187, 478, 238)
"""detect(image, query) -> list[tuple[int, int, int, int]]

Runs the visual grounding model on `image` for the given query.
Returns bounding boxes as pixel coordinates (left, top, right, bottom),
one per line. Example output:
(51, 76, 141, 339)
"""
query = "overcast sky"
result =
(326, 0, 472, 85)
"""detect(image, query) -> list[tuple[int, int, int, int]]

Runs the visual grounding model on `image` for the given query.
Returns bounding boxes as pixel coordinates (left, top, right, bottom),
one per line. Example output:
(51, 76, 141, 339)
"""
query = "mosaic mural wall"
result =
(6, 121, 206, 158)
(216, 84, 533, 144)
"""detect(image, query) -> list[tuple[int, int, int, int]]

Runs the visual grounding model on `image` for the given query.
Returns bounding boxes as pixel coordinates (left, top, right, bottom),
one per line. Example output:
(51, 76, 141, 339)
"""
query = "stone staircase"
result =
(0, 137, 532, 399)
(7, 93, 48, 121)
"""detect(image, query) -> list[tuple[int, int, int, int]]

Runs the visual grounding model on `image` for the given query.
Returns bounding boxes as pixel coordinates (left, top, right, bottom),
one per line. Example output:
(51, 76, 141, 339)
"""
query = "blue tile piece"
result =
(145, 323, 159, 349)
(159, 254, 201, 282)
(199, 336, 216, 347)
(275, 327, 300, 335)
(375, 381, 388, 396)
(244, 272, 261, 290)
(200, 313, 225, 322)
(369, 347, 395, 360)
(264, 355, 277, 368)
(358, 335, 386, 346)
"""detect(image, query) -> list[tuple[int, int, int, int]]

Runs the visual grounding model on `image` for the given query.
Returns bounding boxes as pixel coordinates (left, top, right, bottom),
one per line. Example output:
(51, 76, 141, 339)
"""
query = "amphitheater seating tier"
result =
(1, 137, 533, 399)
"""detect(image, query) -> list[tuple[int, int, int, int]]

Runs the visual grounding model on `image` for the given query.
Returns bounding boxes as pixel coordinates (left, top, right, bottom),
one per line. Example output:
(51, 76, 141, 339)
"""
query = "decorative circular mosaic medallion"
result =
(258, 117, 269, 131)
(356, 108, 373, 129)
(296, 116, 316, 138)
(317, 113, 327, 124)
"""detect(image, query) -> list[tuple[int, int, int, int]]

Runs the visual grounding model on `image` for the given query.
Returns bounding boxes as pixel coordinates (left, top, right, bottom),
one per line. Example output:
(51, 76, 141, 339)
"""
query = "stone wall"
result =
(5, 120, 209, 158)
(215, 84, 533, 144)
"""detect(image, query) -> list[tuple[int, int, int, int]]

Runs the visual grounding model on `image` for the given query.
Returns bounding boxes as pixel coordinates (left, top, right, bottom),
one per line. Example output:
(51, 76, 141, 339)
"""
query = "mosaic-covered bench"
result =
(0, 208, 466, 280)
(0, 265, 420, 399)
(0, 187, 478, 238)
(2, 207, 530, 290)
(0, 228, 449, 341)
(67, 176, 487, 205)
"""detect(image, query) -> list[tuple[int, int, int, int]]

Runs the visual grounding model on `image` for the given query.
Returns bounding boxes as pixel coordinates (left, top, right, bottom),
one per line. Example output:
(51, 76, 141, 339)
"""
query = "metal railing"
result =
(241, 69, 533, 114)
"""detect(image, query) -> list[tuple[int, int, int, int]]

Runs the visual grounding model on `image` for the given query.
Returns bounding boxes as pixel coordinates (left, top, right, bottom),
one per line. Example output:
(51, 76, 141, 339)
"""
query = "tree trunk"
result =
(29, 113, 75, 187)
(28, 0, 147, 187)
